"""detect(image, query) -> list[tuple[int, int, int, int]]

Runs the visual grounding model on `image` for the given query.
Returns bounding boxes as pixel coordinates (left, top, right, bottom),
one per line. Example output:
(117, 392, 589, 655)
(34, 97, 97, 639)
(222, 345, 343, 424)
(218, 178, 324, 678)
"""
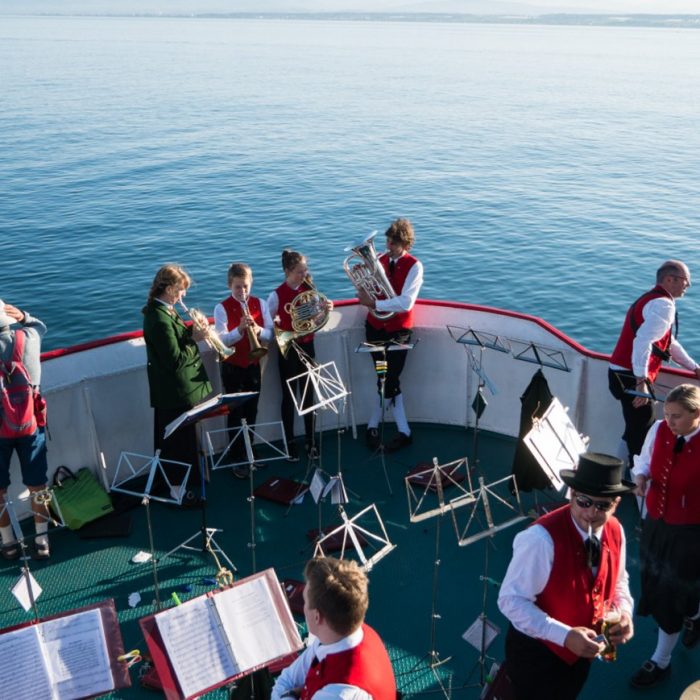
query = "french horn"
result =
(343, 231, 396, 320)
(275, 280, 330, 358)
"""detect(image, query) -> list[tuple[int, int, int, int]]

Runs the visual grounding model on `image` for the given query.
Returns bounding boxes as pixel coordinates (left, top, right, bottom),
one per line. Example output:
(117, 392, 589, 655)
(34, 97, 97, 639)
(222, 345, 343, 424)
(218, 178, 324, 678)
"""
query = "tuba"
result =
(240, 294, 268, 361)
(343, 231, 396, 320)
(274, 279, 330, 357)
(179, 301, 235, 361)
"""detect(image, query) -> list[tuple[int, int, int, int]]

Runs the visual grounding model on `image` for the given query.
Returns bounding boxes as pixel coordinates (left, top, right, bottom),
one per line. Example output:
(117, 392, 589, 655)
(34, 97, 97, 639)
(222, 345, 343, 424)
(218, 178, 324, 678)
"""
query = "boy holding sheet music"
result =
(271, 557, 396, 700)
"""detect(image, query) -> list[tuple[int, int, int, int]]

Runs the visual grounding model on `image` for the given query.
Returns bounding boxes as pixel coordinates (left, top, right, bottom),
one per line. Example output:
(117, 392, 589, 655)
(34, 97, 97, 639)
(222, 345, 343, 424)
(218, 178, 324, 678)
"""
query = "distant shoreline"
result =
(3, 12, 700, 29)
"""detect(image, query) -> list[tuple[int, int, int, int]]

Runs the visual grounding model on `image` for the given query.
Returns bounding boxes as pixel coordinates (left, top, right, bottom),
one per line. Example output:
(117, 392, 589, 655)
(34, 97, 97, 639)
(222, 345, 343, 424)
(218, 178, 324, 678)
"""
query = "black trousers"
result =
(153, 405, 201, 489)
(277, 338, 315, 446)
(365, 323, 412, 399)
(221, 362, 261, 462)
(608, 368, 654, 464)
(504, 625, 591, 700)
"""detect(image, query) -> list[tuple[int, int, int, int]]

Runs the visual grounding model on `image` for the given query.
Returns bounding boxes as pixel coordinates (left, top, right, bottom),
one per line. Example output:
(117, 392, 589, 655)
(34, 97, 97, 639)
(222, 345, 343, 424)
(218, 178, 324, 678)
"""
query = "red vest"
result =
(535, 506, 622, 664)
(275, 281, 314, 343)
(646, 421, 700, 525)
(301, 624, 396, 700)
(366, 253, 417, 333)
(221, 295, 264, 367)
(610, 286, 674, 381)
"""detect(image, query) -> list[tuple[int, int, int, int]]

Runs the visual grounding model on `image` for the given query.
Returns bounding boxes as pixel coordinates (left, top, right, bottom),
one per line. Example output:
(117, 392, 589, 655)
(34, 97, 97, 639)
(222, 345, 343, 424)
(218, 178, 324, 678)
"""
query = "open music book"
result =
(0, 605, 122, 700)
(142, 568, 302, 700)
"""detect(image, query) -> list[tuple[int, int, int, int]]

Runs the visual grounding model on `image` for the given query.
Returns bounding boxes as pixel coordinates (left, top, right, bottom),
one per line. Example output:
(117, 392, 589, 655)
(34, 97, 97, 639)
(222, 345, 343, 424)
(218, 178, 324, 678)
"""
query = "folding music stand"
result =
(509, 339, 569, 372)
(313, 504, 395, 573)
(355, 339, 416, 495)
(404, 458, 474, 699)
(448, 327, 510, 474)
(111, 450, 192, 610)
(449, 474, 527, 688)
(206, 419, 288, 574)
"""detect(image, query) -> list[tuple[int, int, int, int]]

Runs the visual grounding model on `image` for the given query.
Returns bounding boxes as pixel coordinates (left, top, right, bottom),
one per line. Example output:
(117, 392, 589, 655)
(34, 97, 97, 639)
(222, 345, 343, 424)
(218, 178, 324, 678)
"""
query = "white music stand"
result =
(313, 504, 395, 573)
(523, 397, 588, 492)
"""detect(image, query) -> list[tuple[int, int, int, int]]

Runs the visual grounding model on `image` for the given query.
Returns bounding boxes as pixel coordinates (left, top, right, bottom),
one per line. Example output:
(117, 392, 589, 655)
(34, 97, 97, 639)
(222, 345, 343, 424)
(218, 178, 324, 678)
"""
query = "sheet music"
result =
(155, 596, 237, 698)
(39, 608, 114, 700)
(213, 575, 293, 672)
(310, 470, 326, 503)
(0, 625, 54, 700)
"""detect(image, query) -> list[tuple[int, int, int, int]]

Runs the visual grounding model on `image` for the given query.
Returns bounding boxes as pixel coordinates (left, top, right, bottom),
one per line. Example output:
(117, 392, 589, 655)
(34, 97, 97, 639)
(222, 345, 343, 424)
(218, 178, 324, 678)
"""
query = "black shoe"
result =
(366, 428, 381, 451)
(232, 465, 250, 480)
(630, 660, 671, 689)
(1, 543, 20, 561)
(33, 541, 50, 560)
(286, 443, 300, 463)
(683, 617, 700, 648)
(385, 432, 413, 453)
(179, 490, 203, 510)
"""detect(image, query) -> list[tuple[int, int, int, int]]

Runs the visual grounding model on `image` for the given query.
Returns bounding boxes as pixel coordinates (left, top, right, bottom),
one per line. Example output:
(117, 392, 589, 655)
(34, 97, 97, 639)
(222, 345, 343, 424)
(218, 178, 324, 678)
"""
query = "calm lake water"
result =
(2, 16, 699, 354)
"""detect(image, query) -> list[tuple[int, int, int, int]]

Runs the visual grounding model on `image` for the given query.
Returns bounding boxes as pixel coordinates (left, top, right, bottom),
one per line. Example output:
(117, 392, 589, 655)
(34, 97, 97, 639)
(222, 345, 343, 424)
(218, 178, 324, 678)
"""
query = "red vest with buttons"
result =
(366, 253, 417, 333)
(275, 281, 314, 344)
(535, 506, 622, 665)
(221, 295, 264, 367)
(610, 286, 674, 381)
(646, 421, 700, 525)
(300, 624, 396, 700)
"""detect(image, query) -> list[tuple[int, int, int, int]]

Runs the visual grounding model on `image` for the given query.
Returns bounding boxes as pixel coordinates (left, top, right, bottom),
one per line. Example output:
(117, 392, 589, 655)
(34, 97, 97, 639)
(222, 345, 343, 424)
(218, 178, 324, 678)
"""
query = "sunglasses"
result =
(574, 494, 615, 512)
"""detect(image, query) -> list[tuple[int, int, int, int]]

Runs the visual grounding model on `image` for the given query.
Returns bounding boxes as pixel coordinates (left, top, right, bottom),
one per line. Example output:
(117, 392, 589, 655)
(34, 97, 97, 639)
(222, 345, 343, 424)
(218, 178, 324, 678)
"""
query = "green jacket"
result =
(143, 301, 212, 409)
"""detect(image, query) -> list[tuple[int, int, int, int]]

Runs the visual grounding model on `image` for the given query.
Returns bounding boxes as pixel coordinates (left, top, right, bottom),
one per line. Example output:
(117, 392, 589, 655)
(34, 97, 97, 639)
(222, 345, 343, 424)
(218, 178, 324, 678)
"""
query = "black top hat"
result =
(560, 452, 635, 497)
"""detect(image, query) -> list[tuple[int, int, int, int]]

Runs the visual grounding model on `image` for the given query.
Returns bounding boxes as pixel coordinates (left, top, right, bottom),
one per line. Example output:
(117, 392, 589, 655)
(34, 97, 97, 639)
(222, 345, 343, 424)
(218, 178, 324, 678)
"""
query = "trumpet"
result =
(179, 301, 235, 360)
(240, 294, 268, 361)
(275, 279, 331, 357)
(343, 231, 396, 320)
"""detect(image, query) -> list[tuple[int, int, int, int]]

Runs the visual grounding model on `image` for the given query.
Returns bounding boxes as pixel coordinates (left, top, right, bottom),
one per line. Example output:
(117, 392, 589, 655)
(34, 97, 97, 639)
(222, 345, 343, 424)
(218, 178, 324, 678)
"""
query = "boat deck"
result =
(1, 423, 697, 699)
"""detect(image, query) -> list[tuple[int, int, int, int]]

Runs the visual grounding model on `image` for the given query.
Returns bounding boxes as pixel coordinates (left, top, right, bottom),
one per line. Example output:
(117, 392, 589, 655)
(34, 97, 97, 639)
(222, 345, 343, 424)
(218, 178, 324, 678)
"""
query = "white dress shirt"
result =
(498, 512, 633, 648)
(271, 628, 371, 700)
(213, 295, 274, 346)
(374, 255, 424, 315)
(610, 296, 697, 377)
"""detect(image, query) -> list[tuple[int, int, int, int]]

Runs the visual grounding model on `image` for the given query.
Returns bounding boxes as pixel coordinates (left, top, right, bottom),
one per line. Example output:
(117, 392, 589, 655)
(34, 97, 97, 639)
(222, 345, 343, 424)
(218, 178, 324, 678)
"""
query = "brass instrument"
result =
(343, 231, 397, 320)
(240, 294, 268, 361)
(274, 279, 331, 357)
(179, 301, 235, 360)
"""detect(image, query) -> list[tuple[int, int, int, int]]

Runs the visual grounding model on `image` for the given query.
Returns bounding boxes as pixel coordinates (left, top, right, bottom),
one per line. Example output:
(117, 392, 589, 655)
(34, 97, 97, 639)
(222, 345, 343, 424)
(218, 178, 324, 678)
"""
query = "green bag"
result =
(50, 466, 114, 530)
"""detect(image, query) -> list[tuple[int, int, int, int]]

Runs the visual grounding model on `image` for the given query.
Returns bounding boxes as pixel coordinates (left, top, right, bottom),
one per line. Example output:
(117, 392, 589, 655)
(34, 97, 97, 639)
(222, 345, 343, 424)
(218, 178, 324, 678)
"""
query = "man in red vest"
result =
(357, 218, 423, 453)
(498, 453, 635, 699)
(214, 263, 273, 478)
(271, 556, 396, 700)
(609, 260, 700, 467)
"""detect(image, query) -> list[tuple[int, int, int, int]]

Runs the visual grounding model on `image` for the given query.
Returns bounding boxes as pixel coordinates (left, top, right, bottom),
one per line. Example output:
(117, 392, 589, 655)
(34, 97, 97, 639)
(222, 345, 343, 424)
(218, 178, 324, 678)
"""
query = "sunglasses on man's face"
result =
(574, 494, 615, 512)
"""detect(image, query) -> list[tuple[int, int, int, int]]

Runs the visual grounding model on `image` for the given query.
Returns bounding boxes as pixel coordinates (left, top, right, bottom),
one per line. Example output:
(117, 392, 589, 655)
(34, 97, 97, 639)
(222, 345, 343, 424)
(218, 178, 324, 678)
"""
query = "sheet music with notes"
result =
(152, 569, 302, 699)
(0, 607, 114, 700)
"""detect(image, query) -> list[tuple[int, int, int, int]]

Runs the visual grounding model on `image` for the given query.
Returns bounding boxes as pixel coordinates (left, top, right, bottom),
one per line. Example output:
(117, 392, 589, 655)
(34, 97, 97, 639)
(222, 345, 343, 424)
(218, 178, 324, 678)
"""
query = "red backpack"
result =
(0, 330, 38, 439)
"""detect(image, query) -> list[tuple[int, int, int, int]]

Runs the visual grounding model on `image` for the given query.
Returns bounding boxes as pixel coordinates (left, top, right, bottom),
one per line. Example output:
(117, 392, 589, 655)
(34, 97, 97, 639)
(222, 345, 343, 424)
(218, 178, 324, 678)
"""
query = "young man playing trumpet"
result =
(214, 263, 273, 478)
(357, 218, 423, 452)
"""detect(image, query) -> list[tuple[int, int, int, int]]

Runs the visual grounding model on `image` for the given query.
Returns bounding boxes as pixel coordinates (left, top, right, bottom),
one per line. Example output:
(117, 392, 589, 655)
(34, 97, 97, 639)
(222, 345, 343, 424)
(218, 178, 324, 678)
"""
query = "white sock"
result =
(35, 521, 48, 547)
(651, 629, 680, 669)
(367, 394, 382, 430)
(690, 603, 700, 621)
(392, 393, 410, 436)
(1, 525, 15, 545)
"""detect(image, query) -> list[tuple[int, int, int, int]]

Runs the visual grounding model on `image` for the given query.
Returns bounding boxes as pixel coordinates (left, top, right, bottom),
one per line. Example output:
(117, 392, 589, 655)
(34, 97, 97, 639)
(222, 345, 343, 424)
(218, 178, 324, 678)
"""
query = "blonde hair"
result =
(304, 557, 368, 636)
(227, 262, 252, 286)
(143, 264, 191, 313)
(666, 383, 700, 413)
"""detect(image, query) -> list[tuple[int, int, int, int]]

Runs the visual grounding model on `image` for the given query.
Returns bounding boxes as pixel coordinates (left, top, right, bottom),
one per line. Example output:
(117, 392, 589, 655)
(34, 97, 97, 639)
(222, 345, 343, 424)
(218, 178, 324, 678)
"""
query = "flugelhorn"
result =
(274, 279, 331, 357)
(343, 231, 396, 320)
(240, 294, 268, 361)
(179, 301, 235, 360)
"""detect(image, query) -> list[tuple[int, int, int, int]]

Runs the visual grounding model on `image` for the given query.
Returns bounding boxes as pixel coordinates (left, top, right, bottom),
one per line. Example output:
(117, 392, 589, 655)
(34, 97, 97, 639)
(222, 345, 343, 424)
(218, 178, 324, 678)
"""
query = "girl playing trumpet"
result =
(214, 263, 274, 477)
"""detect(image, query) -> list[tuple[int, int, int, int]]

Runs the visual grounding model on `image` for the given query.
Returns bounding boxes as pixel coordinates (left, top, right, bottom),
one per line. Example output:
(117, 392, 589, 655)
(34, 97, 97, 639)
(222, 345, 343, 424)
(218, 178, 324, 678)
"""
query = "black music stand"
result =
(356, 339, 416, 496)
(448, 327, 510, 475)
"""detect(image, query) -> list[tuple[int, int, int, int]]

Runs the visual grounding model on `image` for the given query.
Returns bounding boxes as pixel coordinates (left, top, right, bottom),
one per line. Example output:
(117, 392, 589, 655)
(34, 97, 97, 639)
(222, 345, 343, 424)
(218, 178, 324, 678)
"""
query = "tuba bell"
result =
(274, 280, 331, 358)
(343, 231, 396, 320)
